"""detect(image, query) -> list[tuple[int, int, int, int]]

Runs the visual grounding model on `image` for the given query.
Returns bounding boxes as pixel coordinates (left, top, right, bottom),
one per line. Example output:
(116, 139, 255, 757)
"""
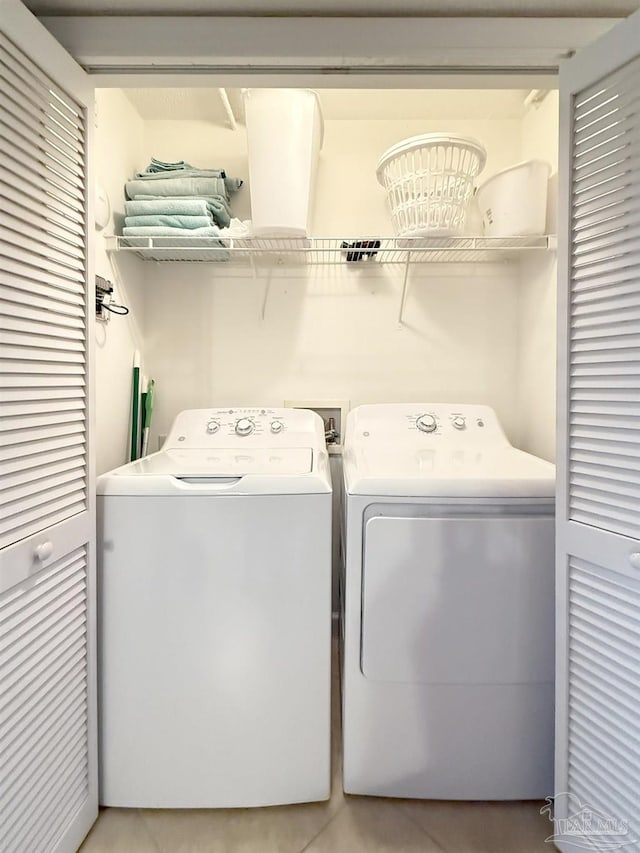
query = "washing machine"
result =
(97, 407, 332, 808)
(340, 403, 555, 800)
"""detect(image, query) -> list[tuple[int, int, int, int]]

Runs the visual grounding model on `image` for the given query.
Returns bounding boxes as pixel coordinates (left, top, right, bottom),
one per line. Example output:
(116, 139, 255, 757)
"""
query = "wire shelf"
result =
(106, 234, 556, 264)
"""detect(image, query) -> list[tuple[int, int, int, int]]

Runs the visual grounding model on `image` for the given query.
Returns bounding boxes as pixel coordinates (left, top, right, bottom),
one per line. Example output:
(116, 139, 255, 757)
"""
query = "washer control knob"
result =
(206, 420, 220, 434)
(235, 417, 255, 437)
(416, 414, 437, 433)
(270, 420, 284, 434)
(452, 416, 466, 430)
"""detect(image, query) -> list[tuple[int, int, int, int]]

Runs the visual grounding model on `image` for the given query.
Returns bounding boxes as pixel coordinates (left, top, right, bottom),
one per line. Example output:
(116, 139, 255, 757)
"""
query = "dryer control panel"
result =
(345, 403, 509, 447)
(164, 407, 326, 450)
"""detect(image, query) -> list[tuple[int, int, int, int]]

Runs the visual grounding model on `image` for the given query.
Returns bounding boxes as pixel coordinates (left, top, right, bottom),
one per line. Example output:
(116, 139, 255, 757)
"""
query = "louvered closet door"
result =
(556, 9, 640, 853)
(0, 2, 96, 852)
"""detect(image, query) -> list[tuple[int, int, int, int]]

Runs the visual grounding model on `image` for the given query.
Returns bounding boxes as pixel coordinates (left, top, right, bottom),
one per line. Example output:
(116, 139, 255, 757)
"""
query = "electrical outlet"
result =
(97, 292, 112, 322)
(95, 275, 114, 322)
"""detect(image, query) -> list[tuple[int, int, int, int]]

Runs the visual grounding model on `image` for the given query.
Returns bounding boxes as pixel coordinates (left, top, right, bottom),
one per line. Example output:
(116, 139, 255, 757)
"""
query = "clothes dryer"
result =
(341, 403, 555, 799)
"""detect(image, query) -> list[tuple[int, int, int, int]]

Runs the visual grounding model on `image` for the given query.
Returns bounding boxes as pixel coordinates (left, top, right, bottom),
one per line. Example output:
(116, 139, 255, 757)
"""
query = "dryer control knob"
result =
(270, 420, 284, 434)
(235, 417, 255, 437)
(206, 420, 220, 434)
(416, 414, 437, 433)
(452, 416, 466, 430)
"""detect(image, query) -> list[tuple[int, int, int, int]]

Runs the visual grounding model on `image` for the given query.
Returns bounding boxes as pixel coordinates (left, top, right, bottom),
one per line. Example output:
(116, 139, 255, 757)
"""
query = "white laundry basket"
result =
(376, 133, 487, 237)
(244, 89, 323, 237)
(476, 160, 551, 237)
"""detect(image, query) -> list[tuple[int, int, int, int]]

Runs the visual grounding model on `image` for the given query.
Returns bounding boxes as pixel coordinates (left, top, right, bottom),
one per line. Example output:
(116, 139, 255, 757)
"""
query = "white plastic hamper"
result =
(244, 89, 323, 237)
(476, 160, 551, 237)
(376, 134, 487, 237)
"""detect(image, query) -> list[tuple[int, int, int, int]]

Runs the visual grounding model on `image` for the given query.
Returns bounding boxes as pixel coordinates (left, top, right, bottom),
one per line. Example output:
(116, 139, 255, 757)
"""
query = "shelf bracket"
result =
(397, 253, 412, 326)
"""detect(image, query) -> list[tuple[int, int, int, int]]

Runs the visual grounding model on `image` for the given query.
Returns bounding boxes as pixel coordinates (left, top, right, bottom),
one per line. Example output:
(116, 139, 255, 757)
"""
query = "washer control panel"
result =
(164, 407, 324, 449)
(347, 403, 506, 446)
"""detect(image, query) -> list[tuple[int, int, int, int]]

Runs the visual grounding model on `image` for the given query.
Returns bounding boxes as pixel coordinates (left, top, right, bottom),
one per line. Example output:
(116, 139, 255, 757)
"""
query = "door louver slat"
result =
(573, 142, 640, 191)
(1, 444, 85, 478)
(574, 193, 640, 232)
(0, 345, 86, 364)
(0, 259, 85, 296)
(573, 284, 640, 310)
(2, 316, 86, 342)
(572, 476, 640, 501)
(572, 468, 640, 491)
(574, 109, 640, 160)
(0, 422, 85, 453)
(0, 465, 86, 505)
(0, 212, 85, 261)
(2, 241, 85, 283)
(0, 166, 84, 223)
(0, 109, 85, 178)
(0, 87, 83, 156)
(573, 179, 640, 219)
(571, 411, 640, 428)
(0, 490, 87, 548)
(572, 223, 640, 260)
(0, 296, 85, 326)
(2, 198, 85, 248)
(2, 223, 85, 271)
(1, 182, 85, 238)
(569, 748, 638, 828)
(3, 385, 86, 403)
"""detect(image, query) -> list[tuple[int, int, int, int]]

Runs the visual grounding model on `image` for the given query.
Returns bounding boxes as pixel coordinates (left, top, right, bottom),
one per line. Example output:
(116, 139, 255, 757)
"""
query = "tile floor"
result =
(81, 642, 554, 852)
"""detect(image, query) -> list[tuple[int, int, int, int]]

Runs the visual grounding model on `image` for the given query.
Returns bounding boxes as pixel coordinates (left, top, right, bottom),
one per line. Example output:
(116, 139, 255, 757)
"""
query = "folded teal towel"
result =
(126, 198, 215, 217)
(144, 158, 195, 173)
(124, 214, 213, 229)
(130, 194, 231, 227)
(121, 234, 230, 260)
(123, 225, 225, 238)
(126, 175, 226, 200)
(126, 172, 242, 198)
(136, 159, 230, 176)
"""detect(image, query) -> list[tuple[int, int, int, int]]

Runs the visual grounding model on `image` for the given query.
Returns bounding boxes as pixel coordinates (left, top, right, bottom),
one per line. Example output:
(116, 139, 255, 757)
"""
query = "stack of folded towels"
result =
(123, 158, 249, 243)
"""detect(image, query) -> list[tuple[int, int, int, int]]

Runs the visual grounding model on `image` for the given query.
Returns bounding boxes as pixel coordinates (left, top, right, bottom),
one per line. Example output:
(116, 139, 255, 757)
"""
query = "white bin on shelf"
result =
(244, 89, 323, 238)
(477, 160, 551, 237)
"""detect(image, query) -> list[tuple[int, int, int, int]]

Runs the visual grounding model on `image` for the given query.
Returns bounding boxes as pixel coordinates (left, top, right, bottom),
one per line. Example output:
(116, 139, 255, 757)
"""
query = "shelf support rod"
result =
(261, 270, 272, 321)
(218, 87, 238, 130)
(398, 253, 412, 326)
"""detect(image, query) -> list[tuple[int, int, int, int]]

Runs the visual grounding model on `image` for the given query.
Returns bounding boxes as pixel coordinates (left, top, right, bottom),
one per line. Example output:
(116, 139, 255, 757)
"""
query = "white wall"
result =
(94, 89, 147, 474)
(517, 90, 559, 462)
(140, 115, 525, 448)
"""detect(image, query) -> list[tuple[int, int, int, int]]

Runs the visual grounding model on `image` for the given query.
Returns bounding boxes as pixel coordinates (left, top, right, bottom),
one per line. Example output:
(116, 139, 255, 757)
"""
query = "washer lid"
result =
(344, 445, 555, 498)
(96, 447, 333, 496)
(118, 447, 313, 477)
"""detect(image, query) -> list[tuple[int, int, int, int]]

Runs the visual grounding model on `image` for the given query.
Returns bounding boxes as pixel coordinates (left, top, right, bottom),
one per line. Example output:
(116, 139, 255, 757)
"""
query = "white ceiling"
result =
(123, 87, 532, 124)
(23, 0, 640, 16)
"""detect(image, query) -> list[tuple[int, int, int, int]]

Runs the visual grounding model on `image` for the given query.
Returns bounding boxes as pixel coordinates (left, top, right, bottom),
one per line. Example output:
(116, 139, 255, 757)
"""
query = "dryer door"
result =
(361, 512, 554, 684)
